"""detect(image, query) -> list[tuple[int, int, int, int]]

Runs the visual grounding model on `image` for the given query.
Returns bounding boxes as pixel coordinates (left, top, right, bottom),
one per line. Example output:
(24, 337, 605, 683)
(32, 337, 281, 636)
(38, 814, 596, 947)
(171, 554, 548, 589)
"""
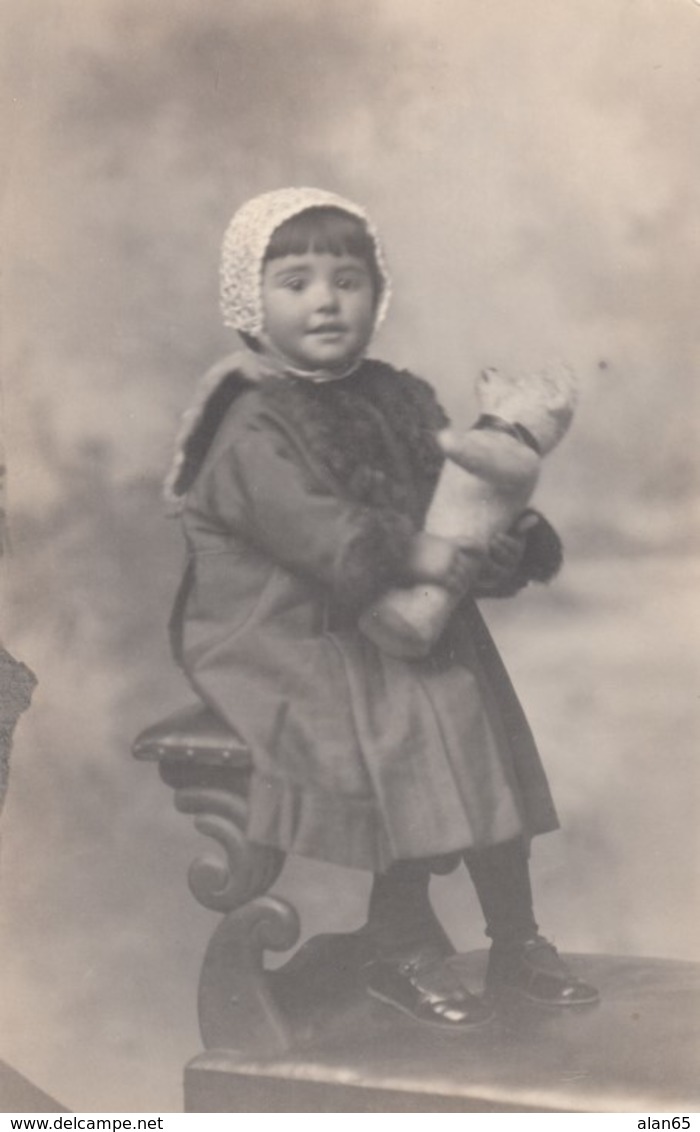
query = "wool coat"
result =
(172, 358, 559, 872)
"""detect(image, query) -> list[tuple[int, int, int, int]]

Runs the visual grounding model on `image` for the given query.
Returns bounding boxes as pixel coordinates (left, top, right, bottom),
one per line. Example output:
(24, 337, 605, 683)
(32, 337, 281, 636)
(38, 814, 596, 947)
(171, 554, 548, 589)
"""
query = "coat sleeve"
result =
(199, 400, 417, 609)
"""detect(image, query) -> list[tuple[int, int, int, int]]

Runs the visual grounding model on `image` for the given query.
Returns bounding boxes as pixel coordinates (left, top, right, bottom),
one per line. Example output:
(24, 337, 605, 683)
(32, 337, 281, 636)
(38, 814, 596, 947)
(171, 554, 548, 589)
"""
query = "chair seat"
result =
(186, 953, 700, 1113)
(132, 703, 251, 769)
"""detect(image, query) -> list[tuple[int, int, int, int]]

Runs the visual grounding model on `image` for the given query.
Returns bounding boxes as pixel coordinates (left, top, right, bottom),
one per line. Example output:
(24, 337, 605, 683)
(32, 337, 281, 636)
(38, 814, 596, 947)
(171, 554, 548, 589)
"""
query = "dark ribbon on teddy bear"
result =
(473, 414, 541, 456)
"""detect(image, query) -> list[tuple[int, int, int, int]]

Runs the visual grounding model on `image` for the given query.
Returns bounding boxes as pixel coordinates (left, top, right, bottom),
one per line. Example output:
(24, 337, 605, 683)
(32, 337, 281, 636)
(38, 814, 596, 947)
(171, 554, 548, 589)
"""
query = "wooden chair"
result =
(134, 705, 700, 1113)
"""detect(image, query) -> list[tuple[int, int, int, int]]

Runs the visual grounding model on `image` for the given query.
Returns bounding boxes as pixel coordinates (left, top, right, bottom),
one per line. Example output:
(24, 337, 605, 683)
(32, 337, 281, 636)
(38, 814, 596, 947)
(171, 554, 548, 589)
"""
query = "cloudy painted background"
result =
(0, 0, 698, 1112)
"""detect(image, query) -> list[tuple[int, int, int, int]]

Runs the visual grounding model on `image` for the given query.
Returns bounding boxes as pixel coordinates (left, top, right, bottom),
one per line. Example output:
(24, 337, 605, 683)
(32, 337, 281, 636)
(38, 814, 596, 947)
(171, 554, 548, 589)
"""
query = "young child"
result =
(165, 187, 598, 1028)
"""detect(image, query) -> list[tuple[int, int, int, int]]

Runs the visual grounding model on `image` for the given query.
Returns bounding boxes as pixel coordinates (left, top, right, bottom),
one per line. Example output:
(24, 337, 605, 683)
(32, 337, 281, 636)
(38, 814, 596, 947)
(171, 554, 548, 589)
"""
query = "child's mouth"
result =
(307, 324, 347, 336)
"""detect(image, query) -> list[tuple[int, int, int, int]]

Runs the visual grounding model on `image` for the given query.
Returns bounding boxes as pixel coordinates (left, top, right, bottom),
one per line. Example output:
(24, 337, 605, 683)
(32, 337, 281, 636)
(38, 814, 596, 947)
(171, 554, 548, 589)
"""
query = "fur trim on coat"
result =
(168, 356, 449, 523)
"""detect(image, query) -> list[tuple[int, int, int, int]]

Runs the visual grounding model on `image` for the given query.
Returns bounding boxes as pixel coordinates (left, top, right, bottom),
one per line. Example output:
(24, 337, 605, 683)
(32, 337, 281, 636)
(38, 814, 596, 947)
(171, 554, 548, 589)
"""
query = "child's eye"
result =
(283, 277, 306, 292)
(336, 275, 360, 290)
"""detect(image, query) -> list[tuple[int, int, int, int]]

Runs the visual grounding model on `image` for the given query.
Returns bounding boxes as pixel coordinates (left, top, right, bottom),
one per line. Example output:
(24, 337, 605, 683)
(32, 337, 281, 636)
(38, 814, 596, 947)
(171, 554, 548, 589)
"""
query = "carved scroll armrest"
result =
(133, 704, 301, 1054)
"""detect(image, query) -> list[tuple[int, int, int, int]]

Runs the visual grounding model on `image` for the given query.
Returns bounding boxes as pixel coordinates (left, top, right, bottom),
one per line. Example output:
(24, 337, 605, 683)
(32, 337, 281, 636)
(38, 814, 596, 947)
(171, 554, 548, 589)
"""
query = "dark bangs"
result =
(265, 207, 381, 290)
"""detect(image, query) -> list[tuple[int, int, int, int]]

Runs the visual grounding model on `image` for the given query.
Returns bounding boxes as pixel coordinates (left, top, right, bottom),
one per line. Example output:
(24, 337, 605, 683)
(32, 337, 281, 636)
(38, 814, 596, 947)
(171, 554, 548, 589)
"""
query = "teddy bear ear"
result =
(474, 366, 513, 412)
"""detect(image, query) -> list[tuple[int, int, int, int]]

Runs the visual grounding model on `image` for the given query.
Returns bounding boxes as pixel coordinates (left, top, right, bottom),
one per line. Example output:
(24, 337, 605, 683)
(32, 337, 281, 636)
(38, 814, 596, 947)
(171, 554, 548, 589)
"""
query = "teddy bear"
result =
(359, 363, 577, 659)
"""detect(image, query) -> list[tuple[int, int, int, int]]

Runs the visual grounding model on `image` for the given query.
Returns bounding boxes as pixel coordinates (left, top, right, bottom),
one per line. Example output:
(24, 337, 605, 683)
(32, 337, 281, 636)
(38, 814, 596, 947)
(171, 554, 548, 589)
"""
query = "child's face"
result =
(261, 251, 376, 372)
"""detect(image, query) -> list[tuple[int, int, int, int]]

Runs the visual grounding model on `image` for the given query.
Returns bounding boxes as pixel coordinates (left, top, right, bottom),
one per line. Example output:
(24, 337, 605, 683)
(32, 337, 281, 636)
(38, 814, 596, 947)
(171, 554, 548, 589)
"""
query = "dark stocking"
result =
(363, 859, 453, 960)
(464, 836, 539, 949)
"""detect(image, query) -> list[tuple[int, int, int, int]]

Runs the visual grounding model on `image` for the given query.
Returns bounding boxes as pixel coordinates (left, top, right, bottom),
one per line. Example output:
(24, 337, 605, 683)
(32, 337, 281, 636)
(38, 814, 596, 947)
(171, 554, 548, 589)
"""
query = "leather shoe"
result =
(486, 935, 600, 1006)
(366, 949, 494, 1029)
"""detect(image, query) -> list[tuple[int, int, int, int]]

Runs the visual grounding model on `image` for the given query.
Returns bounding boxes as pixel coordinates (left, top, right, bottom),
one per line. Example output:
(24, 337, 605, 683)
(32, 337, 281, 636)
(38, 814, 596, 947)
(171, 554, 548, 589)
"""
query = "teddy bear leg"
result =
(360, 585, 452, 659)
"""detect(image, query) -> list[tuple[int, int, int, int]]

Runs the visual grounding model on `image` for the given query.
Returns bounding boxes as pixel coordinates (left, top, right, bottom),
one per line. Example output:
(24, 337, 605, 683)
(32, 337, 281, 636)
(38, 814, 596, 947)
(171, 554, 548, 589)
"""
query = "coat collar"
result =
(166, 355, 448, 522)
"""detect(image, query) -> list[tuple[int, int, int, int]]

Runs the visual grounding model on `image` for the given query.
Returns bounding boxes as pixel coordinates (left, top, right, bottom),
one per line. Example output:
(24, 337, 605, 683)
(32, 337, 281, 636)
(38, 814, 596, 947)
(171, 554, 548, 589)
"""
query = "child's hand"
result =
(476, 511, 544, 596)
(406, 532, 481, 594)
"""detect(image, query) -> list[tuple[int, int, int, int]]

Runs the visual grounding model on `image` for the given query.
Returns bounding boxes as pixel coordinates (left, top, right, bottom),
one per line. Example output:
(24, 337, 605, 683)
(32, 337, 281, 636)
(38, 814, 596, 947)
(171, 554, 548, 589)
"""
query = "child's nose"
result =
(314, 282, 340, 311)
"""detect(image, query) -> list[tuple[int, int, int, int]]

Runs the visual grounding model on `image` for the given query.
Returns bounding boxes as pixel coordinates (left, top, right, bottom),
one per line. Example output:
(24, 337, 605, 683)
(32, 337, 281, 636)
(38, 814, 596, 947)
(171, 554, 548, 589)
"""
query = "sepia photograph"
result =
(0, 0, 698, 1115)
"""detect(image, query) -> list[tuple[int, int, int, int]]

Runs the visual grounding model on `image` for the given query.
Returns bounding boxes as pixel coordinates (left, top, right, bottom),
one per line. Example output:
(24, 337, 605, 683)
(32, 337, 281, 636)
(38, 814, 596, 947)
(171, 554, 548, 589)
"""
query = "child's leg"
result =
(463, 836, 539, 947)
(362, 859, 494, 1028)
(363, 859, 452, 959)
(464, 837, 599, 1006)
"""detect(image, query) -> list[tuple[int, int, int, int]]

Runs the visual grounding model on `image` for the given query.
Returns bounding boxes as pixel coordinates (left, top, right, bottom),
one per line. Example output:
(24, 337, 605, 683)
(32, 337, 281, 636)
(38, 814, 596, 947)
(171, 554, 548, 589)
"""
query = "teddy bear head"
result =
(476, 363, 577, 456)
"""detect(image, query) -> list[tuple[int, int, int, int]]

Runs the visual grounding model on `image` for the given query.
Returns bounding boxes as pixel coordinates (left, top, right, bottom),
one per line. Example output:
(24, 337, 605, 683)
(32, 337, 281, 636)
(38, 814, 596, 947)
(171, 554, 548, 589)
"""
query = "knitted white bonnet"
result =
(219, 186, 391, 336)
